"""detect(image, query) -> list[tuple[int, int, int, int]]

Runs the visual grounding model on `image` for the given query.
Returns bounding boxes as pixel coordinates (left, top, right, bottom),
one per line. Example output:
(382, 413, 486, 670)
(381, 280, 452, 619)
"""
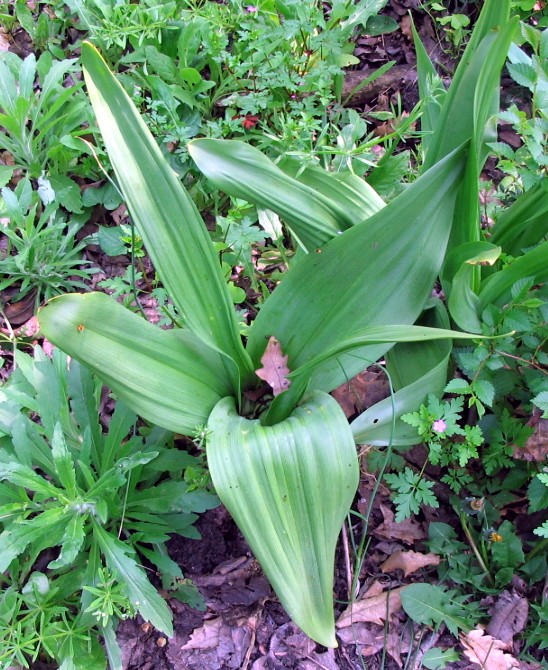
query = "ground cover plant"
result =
(0, 346, 216, 668)
(0, 0, 547, 668)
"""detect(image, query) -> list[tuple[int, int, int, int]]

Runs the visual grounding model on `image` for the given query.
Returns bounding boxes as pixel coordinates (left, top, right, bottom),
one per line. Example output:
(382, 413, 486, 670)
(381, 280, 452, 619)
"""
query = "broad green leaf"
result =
(189, 139, 368, 251)
(276, 156, 386, 226)
(490, 180, 548, 256)
(207, 391, 358, 647)
(288, 323, 485, 383)
(401, 583, 470, 636)
(38, 292, 232, 435)
(421, 647, 460, 669)
(247, 147, 466, 394)
(92, 522, 173, 636)
(479, 240, 548, 310)
(81, 43, 252, 386)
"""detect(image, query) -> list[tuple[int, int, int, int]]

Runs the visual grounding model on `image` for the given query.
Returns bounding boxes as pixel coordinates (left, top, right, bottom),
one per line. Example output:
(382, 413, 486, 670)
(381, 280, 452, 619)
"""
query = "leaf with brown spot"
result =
(380, 550, 440, 577)
(460, 627, 520, 669)
(337, 586, 404, 628)
(255, 336, 291, 396)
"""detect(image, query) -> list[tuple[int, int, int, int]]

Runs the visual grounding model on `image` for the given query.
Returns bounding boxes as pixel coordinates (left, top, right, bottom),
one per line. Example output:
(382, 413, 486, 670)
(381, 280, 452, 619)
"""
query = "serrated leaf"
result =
(422, 647, 461, 669)
(92, 522, 173, 635)
(48, 513, 86, 569)
(0, 508, 67, 572)
(507, 61, 537, 89)
(51, 423, 77, 496)
(532, 391, 548, 417)
(473, 379, 495, 407)
(445, 378, 472, 395)
(401, 583, 470, 635)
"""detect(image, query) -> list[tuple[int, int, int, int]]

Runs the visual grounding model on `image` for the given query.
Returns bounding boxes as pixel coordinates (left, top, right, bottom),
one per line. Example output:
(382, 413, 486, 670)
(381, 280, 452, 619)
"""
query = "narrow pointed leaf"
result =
(189, 138, 374, 250)
(81, 43, 252, 385)
(247, 147, 466, 394)
(38, 293, 232, 435)
(207, 392, 359, 647)
(423, 0, 513, 169)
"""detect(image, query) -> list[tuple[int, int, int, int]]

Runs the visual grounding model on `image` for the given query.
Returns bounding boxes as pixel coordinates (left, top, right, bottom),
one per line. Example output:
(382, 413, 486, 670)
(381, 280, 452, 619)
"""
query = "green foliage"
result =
(0, 347, 216, 668)
(489, 23, 548, 194)
(384, 468, 439, 522)
(400, 583, 478, 636)
(0, 51, 93, 181)
(0, 178, 95, 308)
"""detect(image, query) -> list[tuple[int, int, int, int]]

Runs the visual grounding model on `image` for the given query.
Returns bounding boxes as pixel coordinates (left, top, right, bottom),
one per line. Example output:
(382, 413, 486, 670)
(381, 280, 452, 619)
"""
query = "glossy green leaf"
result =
(81, 43, 252, 386)
(38, 292, 232, 435)
(188, 139, 381, 251)
(207, 391, 358, 647)
(247, 146, 466, 394)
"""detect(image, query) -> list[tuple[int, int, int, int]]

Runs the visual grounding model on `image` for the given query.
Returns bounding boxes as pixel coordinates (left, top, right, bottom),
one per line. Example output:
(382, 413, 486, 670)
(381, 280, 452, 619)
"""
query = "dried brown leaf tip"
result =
(255, 336, 291, 396)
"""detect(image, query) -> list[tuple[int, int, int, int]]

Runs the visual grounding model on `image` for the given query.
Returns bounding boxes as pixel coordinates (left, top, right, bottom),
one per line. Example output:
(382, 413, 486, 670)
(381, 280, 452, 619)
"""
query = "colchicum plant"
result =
(37, 0, 548, 647)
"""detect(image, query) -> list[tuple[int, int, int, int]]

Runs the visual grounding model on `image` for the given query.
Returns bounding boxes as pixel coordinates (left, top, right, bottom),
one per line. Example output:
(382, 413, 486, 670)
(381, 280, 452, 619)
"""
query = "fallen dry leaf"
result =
(337, 586, 404, 628)
(486, 591, 529, 647)
(460, 627, 520, 669)
(336, 623, 386, 654)
(331, 369, 388, 418)
(514, 418, 548, 462)
(0, 27, 10, 51)
(380, 550, 440, 577)
(255, 336, 291, 396)
(373, 503, 426, 544)
(181, 618, 223, 650)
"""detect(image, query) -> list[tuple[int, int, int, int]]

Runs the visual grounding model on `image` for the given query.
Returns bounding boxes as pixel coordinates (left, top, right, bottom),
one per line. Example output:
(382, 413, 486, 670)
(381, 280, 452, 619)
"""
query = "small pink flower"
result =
(432, 419, 447, 434)
(245, 5, 258, 11)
